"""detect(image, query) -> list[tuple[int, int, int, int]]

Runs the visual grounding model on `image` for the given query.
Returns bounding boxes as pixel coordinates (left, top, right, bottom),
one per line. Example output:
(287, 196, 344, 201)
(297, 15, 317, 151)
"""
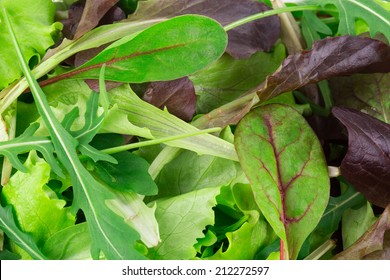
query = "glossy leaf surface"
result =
(72, 15, 227, 83)
(257, 36, 390, 101)
(129, 0, 281, 58)
(332, 107, 390, 208)
(235, 104, 329, 259)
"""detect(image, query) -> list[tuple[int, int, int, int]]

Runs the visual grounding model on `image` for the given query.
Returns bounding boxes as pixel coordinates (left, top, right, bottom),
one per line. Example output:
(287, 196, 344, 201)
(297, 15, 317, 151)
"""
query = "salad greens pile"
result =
(0, 0, 389, 260)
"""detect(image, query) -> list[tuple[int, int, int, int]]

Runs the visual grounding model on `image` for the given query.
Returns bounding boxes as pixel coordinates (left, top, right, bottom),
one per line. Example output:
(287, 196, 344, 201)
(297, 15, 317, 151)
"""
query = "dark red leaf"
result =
(129, 0, 281, 59)
(142, 77, 196, 122)
(332, 107, 390, 208)
(62, 0, 123, 40)
(257, 36, 390, 100)
(74, 0, 119, 39)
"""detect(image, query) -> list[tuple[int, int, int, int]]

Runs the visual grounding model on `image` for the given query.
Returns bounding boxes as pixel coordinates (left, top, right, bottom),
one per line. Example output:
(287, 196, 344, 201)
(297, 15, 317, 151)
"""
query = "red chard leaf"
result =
(332, 107, 390, 208)
(128, 0, 281, 59)
(142, 77, 196, 122)
(257, 36, 390, 101)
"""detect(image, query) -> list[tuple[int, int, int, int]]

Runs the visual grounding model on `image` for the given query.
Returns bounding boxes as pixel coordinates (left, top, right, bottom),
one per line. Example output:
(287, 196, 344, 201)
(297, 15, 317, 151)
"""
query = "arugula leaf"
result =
(301, 11, 332, 48)
(0, 204, 47, 260)
(0, 123, 62, 176)
(300, 0, 390, 41)
(2, 7, 145, 259)
(0, 0, 61, 89)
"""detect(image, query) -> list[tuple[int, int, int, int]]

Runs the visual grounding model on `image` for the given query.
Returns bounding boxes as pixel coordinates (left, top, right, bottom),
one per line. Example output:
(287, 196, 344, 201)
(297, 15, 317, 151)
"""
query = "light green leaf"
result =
(235, 104, 330, 259)
(301, 0, 390, 41)
(190, 44, 286, 114)
(0, 0, 61, 89)
(148, 188, 221, 260)
(106, 191, 160, 248)
(342, 202, 377, 249)
(1, 152, 75, 258)
(109, 84, 238, 161)
(0, 204, 47, 260)
(65, 15, 227, 83)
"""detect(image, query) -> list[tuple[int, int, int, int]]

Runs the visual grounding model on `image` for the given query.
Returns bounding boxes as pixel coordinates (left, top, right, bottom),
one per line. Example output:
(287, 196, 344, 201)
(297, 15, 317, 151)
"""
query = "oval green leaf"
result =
(234, 104, 329, 259)
(72, 15, 227, 83)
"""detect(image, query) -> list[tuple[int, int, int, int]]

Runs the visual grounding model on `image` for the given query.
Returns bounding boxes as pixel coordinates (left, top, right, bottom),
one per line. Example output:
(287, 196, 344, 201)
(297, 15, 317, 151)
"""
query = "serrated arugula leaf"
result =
(300, 0, 390, 41)
(2, 8, 145, 260)
(0, 204, 47, 260)
(0, 123, 62, 176)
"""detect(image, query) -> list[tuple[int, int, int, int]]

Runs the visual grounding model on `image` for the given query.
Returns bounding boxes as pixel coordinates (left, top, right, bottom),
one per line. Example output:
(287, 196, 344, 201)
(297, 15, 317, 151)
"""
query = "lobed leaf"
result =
(0, 0, 61, 90)
(332, 107, 390, 208)
(148, 188, 221, 260)
(301, 0, 390, 41)
(235, 104, 329, 259)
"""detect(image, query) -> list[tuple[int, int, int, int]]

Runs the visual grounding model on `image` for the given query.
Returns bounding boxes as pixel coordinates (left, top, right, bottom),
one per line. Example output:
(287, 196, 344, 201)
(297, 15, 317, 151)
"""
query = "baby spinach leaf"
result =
(190, 44, 286, 114)
(0, 0, 61, 90)
(148, 187, 220, 260)
(143, 77, 196, 122)
(89, 151, 158, 196)
(235, 104, 329, 259)
(42, 223, 93, 260)
(301, 0, 390, 41)
(2, 152, 75, 253)
(257, 36, 390, 101)
(331, 73, 390, 123)
(0, 204, 46, 260)
(129, 0, 281, 58)
(67, 15, 227, 83)
(154, 150, 240, 198)
(332, 107, 390, 208)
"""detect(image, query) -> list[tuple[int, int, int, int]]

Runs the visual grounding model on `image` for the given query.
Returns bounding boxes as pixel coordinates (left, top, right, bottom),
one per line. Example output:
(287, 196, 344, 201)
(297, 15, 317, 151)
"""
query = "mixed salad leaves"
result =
(0, 0, 389, 260)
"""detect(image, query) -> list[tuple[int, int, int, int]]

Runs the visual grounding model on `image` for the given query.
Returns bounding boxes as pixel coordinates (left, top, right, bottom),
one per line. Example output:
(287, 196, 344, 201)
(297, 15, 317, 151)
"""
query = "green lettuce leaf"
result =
(0, 0, 62, 89)
(1, 151, 75, 258)
(148, 188, 221, 260)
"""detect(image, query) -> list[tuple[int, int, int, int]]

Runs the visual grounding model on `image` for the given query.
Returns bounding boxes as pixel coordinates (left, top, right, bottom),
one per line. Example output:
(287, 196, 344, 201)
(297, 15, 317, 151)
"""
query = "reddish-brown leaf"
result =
(332, 107, 390, 208)
(143, 77, 196, 122)
(257, 36, 390, 101)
